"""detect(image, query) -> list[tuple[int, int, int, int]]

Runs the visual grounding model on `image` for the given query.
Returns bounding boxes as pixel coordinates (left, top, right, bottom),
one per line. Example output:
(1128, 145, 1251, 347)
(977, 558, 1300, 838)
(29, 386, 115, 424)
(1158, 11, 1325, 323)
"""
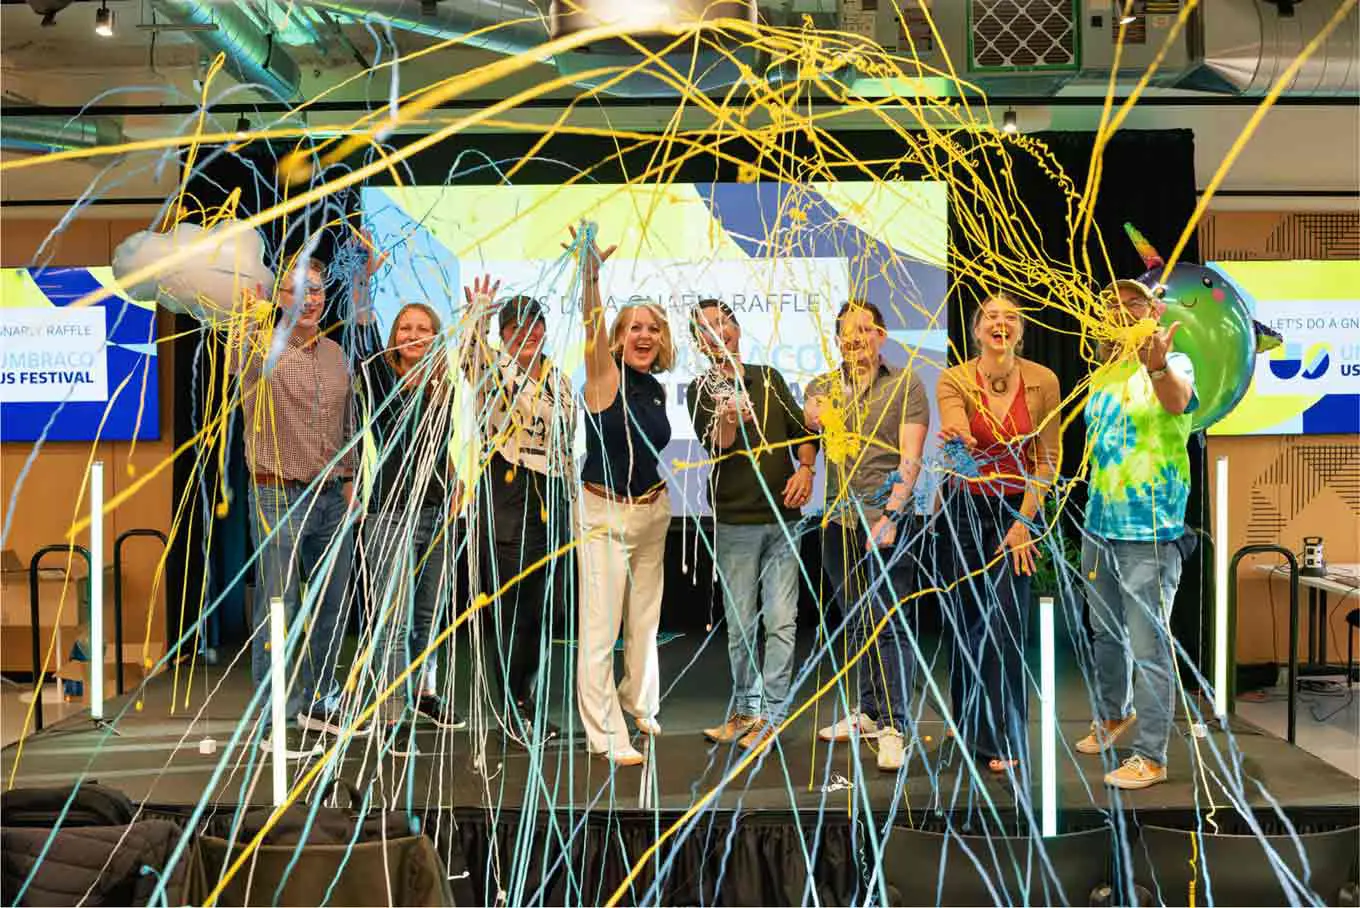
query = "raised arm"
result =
(348, 232, 390, 366)
(1141, 323, 1194, 416)
(571, 225, 619, 413)
(458, 274, 501, 388)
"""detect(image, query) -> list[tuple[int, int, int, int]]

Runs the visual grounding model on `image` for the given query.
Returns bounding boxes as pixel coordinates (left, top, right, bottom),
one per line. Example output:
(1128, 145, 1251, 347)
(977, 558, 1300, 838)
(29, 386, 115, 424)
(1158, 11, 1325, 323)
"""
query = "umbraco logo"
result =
(1269, 342, 1331, 380)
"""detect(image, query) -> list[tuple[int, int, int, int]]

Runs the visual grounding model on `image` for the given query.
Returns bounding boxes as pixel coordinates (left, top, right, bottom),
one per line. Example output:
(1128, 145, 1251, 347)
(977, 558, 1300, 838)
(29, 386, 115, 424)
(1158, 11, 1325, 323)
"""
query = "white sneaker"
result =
(258, 734, 322, 760)
(296, 704, 373, 738)
(818, 711, 882, 742)
(877, 729, 905, 772)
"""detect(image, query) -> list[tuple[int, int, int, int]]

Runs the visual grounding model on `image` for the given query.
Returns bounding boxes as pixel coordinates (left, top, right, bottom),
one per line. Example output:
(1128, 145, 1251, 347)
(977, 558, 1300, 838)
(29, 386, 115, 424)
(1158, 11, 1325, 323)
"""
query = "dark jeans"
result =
(363, 505, 449, 722)
(248, 480, 355, 725)
(942, 490, 1031, 764)
(482, 454, 570, 719)
(821, 521, 918, 733)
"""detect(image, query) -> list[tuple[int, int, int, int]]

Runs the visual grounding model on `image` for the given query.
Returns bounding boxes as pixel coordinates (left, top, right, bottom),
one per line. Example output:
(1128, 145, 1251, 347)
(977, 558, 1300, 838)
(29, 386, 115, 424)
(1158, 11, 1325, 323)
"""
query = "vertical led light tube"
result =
(270, 597, 288, 806)
(1039, 594, 1057, 837)
(89, 461, 105, 721)
(1214, 456, 1230, 718)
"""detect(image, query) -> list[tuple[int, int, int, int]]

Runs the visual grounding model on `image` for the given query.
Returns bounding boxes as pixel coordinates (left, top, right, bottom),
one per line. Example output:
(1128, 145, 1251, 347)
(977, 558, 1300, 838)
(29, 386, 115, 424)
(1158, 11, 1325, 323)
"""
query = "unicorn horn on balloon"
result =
(1118, 223, 1283, 433)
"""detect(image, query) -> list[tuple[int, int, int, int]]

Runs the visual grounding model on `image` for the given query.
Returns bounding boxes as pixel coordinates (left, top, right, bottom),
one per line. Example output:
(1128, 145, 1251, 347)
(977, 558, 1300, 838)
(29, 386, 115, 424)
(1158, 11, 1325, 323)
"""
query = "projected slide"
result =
(1209, 260, 1360, 436)
(362, 182, 949, 515)
(0, 267, 160, 443)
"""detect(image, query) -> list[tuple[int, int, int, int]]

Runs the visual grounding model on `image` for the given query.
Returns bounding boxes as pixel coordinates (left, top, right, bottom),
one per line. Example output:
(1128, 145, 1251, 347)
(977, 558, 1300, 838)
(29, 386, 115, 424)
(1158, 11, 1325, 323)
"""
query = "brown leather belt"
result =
(253, 472, 349, 489)
(583, 481, 666, 506)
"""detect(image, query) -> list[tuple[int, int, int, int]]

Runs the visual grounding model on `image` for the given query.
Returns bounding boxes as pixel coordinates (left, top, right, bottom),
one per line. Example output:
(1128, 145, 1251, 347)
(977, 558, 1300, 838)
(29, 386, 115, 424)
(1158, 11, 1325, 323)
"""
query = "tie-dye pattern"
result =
(1084, 352, 1198, 542)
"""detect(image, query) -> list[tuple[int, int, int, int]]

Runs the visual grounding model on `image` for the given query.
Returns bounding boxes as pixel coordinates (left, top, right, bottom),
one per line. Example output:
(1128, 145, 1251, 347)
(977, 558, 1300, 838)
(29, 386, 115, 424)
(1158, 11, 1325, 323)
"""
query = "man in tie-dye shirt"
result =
(1074, 278, 1197, 791)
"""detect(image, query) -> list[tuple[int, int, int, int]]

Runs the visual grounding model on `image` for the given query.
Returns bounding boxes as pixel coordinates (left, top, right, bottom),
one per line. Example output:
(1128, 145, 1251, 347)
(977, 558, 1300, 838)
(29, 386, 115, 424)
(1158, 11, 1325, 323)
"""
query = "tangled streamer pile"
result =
(3, 2, 1355, 905)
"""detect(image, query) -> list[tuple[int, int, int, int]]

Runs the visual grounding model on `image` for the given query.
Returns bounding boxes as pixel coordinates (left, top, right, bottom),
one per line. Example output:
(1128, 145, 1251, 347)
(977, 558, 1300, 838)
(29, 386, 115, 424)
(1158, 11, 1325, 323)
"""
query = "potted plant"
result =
(1028, 495, 1088, 664)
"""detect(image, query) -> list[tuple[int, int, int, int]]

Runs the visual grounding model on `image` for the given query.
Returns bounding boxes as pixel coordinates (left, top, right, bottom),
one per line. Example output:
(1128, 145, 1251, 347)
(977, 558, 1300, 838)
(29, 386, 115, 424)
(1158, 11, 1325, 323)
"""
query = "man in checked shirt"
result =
(238, 253, 372, 748)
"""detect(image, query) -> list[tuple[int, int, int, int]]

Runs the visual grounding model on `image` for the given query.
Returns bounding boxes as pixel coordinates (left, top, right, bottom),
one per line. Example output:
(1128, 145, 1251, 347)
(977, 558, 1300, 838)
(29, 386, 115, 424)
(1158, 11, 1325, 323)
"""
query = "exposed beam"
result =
(2, 94, 1357, 119)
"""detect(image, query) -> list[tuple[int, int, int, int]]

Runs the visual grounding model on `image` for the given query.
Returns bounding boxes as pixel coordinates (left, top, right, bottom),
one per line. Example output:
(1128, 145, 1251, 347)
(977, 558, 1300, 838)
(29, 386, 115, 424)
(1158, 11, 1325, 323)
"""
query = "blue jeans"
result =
(713, 521, 801, 722)
(248, 481, 355, 725)
(821, 522, 917, 733)
(943, 491, 1031, 764)
(1081, 534, 1184, 765)
(364, 506, 449, 722)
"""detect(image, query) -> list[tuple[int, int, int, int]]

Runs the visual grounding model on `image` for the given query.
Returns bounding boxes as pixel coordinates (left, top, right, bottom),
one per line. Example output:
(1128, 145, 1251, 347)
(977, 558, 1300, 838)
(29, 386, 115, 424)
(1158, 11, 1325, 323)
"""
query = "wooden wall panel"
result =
(1, 217, 174, 673)
(1199, 211, 1360, 667)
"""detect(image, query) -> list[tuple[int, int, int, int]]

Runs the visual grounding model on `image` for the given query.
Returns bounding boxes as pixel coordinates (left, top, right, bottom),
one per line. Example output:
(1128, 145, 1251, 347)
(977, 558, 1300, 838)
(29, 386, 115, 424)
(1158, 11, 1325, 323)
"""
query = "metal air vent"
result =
(969, 0, 1078, 70)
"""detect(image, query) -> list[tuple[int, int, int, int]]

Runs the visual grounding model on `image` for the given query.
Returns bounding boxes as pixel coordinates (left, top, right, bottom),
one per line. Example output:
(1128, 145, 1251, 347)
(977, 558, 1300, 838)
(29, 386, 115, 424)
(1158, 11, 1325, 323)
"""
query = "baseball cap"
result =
(1103, 278, 1158, 303)
(498, 296, 546, 332)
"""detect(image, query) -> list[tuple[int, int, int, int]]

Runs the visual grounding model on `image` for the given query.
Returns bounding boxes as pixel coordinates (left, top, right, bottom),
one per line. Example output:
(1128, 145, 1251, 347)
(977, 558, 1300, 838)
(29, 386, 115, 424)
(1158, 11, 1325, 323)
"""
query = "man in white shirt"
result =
(463, 280, 576, 743)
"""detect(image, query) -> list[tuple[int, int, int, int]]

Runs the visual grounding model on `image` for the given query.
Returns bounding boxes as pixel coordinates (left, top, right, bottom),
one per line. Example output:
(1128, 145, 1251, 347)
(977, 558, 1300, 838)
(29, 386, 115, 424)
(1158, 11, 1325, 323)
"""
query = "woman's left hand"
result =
(867, 515, 897, 551)
(997, 519, 1037, 576)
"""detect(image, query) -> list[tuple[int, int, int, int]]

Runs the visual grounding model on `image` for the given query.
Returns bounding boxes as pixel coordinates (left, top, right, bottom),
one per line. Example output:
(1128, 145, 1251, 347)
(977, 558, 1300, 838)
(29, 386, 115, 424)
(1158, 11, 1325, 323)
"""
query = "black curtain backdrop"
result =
(942, 129, 1209, 682)
(170, 128, 1207, 681)
(155, 802, 1360, 907)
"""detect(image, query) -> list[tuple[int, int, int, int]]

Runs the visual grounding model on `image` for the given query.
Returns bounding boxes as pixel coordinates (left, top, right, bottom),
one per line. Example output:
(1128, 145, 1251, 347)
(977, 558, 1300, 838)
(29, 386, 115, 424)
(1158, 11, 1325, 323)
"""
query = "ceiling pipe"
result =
(298, 0, 792, 98)
(0, 116, 126, 154)
(302, 0, 554, 59)
(148, 0, 303, 101)
(1185, 0, 1359, 95)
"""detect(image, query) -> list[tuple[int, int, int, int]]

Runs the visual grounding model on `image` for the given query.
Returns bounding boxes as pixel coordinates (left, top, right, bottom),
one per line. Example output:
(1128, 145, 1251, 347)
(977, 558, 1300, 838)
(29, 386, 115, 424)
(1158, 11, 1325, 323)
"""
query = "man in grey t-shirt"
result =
(805, 300, 930, 773)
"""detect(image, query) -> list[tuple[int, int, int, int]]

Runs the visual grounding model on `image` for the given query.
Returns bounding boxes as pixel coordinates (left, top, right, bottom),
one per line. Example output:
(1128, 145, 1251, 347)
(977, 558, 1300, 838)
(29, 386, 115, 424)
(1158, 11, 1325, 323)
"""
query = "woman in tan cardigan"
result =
(936, 293, 1061, 774)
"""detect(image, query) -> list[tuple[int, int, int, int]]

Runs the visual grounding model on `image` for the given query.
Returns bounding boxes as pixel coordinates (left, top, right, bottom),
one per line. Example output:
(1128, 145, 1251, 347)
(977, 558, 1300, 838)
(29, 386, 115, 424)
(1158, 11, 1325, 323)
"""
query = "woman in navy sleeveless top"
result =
(572, 226, 674, 766)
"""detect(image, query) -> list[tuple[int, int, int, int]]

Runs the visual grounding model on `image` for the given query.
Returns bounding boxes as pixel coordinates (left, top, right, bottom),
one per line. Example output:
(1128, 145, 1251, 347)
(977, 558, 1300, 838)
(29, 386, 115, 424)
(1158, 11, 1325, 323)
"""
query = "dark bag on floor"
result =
(189, 781, 458, 907)
(1, 783, 135, 828)
(1, 784, 185, 906)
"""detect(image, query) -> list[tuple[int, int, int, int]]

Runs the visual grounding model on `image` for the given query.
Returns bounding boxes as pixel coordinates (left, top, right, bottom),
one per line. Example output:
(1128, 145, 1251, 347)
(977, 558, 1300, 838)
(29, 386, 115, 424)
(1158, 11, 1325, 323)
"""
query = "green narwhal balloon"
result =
(1125, 224, 1282, 433)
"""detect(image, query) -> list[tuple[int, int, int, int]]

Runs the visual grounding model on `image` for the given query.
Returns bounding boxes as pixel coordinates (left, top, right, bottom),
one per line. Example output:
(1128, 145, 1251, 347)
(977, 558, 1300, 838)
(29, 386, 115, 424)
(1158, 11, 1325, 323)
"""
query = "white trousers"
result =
(575, 490, 670, 754)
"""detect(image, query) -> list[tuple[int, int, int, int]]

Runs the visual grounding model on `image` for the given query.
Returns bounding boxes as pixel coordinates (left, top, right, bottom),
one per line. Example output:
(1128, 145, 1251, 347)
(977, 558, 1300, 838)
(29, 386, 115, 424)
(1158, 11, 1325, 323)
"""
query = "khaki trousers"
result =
(575, 490, 670, 754)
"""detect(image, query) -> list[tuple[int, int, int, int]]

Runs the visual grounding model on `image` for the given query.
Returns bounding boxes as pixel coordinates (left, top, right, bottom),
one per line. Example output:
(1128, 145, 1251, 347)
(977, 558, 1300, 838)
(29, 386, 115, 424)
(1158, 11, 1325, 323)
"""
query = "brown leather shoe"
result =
(703, 713, 759, 743)
(738, 720, 779, 750)
(591, 747, 644, 767)
(1075, 712, 1137, 755)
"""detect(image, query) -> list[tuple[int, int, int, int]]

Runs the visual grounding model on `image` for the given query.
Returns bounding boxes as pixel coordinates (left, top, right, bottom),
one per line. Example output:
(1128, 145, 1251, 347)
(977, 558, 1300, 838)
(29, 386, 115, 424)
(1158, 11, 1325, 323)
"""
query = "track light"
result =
(234, 115, 250, 140)
(94, 2, 114, 37)
(1001, 109, 1018, 134)
(1118, 13, 1138, 24)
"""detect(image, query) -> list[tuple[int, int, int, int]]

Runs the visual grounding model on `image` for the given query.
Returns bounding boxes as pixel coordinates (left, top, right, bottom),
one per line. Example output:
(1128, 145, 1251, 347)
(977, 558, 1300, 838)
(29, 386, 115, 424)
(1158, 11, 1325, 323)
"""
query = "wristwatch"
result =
(1147, 365, 1169, 380)
(884, 507, 912, 524)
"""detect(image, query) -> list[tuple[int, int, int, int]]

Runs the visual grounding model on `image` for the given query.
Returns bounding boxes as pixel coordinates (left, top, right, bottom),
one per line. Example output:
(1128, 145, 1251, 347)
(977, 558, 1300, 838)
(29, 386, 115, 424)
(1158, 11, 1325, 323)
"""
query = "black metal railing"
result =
(1228, 545, 1300, 744)
(27, 545, 91, 733)
(111, 529, 169, 696)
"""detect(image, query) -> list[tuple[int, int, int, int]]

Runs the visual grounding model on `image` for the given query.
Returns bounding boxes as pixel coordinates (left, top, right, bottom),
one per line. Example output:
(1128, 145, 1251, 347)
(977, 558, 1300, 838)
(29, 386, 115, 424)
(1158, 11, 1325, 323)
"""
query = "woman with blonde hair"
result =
(571, 226, 675, 766)
(357, 299, 465, 732)
(936, 292, 1061, 774)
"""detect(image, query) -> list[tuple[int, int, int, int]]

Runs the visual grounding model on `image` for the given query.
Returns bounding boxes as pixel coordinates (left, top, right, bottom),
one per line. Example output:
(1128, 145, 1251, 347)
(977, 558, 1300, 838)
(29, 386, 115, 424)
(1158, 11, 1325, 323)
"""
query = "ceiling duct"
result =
(0, 116, 126, 154)
(303, 0, 553, 58)
(149, 0, 303, 101)
(1180, 0, 1359, 95)
(301, 0, 802, 97)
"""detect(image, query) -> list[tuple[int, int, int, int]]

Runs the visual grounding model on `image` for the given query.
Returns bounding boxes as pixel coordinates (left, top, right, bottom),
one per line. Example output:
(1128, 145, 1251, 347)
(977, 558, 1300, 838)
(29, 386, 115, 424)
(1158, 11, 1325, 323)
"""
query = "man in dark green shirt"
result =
(686, 299, 818, 750)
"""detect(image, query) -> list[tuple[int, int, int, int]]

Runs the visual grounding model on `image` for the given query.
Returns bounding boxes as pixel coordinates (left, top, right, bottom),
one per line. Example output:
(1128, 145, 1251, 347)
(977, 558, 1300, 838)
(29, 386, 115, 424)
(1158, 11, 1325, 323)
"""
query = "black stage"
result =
(7, 631, 1357, 817)
(7, 631, 1359, 905)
